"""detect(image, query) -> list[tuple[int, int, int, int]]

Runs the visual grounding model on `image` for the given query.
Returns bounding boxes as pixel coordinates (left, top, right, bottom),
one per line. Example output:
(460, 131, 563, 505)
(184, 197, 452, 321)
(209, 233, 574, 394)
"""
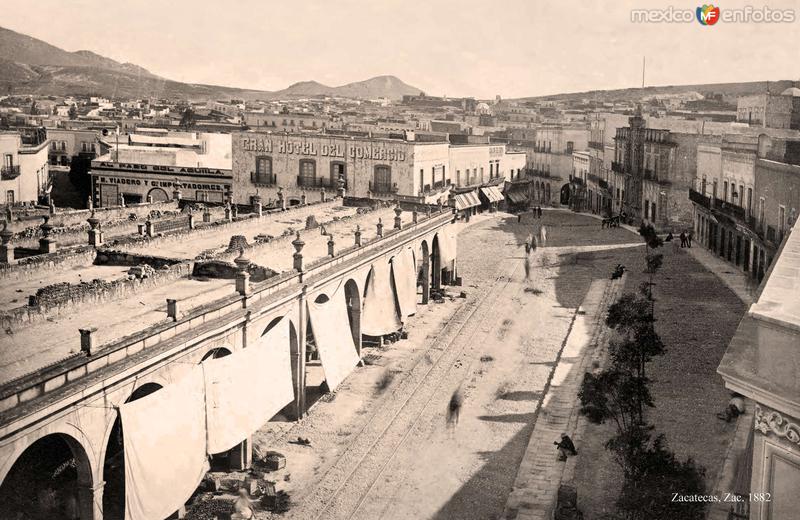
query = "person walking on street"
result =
(688, 229, 694, 247)
(679, 231, 687, 248)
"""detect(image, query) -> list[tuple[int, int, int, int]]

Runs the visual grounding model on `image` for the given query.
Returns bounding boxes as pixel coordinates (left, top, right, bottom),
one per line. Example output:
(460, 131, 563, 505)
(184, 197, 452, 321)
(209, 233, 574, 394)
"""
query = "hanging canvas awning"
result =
(436, 226, 458, 272)
(120, 367, 209, 520)
(361, 261, 403, 336)
(307, 283, 361, 391)
(392, 247, 417, 319)
(203, 318, 294, 454)
(454, 191, 481, 211)
(480, 186, 504, 204)
(506, 190, 528, 204)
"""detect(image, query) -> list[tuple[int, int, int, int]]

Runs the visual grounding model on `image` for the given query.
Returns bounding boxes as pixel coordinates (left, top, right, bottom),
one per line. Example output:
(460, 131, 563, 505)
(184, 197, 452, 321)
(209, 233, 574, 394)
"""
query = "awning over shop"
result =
(480, 186, 504, 204)
(506, 190, 528, 204)
(308, 283, 361, 391)
(454, 191, 480, 211)
(362, 261, 403, 336)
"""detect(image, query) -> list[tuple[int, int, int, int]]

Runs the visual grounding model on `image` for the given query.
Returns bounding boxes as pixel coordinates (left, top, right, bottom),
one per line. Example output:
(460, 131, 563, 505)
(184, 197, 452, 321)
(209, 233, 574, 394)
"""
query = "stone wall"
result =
(0, 246, 97, 282)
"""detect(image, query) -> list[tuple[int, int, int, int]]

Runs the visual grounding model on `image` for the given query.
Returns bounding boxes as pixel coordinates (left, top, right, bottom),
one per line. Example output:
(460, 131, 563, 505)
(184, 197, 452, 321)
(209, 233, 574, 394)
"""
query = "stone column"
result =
(354, 225, 362, 247)
(231, 205, 239, 219)
(234, 248, 250, 297)
(79, 328, 98, 356)
(145, 219, 154, 237)
(327, 234, 335, 257)
(172, 180, 183, 201)
(300, 192, 307, 205)
(224, 203, 233, 222)
(292, 232, 305, 274)
(39, 217, 57, 254)
(87, 210, 103, 247)
(253, 193, 263, 217)
(166, 299, 179, 321)
(188, 209, 196, 230)
(376, 218, 383, 237)
(320, 188, 327, 202)
(394, 205, 402, 230)
(0, 222, 15, 264)
(412, 210, 418, 224)
(278, 187, 286, 211)
(337, 173, 346, 199)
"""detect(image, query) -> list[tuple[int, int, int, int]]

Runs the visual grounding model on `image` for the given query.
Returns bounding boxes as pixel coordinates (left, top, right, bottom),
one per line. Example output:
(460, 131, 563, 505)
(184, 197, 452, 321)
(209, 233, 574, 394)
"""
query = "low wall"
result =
(0, 246, 98, 282)
(0, 261, 194, 329)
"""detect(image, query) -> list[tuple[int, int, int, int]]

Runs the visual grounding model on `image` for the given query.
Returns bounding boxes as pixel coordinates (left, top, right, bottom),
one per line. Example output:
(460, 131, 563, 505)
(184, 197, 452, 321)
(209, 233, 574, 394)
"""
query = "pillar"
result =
(166, 299, 179, 321)
(234, 249, 251, 297)
(327, 234, 335, 257)
(376, 218, 383, 237)
(320, 188, 327, 202)
(354, 225, 362, 247)
(188, 212, 196, 230)
(145, 220, 154, 237)
(79, 328, 97, 356)
(224, 204, 233, 222)
(77, 480, 103, 520)
(0, 222, 15, 264)
(87, 211, 103, 247)
(292, 232, 305, 275)
(394, 205, 402, 229)
(228, 436, 252, 471)
(253, 193, 263, 217)
(278, 188, 286, 211)
(296, 286, 308, 419)
(39, 218, 57, 254)
(412, 210, 418, 224)
(300, 192, 307, 205)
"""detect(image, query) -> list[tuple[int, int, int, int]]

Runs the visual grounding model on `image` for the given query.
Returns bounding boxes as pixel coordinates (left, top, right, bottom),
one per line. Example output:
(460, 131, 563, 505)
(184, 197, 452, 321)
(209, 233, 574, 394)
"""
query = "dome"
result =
(780, 87, 800, 97)
(475, 102, 492, 115)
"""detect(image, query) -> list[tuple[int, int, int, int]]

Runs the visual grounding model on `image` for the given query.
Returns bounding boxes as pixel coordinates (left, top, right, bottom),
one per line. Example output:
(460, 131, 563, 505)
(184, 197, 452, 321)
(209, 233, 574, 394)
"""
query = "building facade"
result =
(736, 89, 800, 130)
(0, 131, 50, 206)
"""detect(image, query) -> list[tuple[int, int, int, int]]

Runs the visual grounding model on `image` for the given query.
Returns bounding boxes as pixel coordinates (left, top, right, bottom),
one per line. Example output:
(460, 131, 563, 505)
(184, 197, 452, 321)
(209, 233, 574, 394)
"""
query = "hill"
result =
(270, 75, 421, 100)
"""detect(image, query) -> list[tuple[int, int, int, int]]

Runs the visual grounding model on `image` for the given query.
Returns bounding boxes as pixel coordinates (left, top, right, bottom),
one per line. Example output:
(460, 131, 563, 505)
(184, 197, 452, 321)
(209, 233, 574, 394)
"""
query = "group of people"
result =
(517, 206, 544, 223)
(665, 229, 694, 248)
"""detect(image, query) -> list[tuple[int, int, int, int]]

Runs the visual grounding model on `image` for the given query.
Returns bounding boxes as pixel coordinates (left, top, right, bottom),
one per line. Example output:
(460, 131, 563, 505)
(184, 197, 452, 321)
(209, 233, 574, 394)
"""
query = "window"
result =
(712, 181, 718, 199)
(747, 188, 753, 216)
(6, 190, 14, 204)
(566, 141, 574, 154)
(779, 205, 786, 235)
(758, 197, 765, 227)
(373, 165, 392, 193)
(651, 203, 657, 221)
(3, 154, 12, 168)
(723, 181, 729, 202)
(298, 159, 316, 187)
(456, 170, 461, 186)
(331, 162, 346, 189)
(645, 200, 650, 219)
(253, 156, 273, 184)
(489, 163, 494, 177)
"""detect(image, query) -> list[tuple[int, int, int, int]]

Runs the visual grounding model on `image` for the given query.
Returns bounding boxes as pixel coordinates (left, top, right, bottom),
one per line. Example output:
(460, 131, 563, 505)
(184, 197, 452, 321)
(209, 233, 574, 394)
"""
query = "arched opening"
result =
(102, 382, 163, 520)
(560, 183, 570, 206)
(0, 433, 94, 520)
(200, 347, 232, 361)
(288, 198, 301, 207)
(418, 240, 430, 304)
(146, 187, 170, 203)
(344, 279, 361, 356)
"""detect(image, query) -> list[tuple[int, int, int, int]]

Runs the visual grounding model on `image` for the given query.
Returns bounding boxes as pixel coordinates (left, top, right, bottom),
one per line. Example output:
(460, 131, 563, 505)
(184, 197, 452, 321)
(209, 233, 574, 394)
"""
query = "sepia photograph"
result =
(0, 0, 798, 519)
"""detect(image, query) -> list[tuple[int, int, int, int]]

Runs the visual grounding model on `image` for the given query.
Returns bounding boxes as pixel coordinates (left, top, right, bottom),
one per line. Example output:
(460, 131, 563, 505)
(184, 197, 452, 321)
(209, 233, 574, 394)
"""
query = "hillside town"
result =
(0, 5, 799, 520)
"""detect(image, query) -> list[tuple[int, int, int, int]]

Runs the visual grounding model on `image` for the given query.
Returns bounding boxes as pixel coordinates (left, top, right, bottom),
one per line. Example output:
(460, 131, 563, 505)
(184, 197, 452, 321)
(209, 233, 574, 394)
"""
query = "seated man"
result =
(554, 433, 578, 461)
(232, 488, 255, 520)
(716, 394, 746, 422)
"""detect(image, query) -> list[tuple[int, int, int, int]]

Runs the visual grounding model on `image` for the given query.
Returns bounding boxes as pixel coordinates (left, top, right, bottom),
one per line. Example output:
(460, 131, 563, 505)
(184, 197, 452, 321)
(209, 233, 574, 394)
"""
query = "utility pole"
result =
(642, 56, 646, 89)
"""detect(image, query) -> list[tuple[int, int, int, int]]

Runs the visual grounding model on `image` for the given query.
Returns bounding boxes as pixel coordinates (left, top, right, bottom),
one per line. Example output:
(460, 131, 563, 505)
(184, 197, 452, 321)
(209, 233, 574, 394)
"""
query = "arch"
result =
(560, 183, 570, 205)
(288, 198, 301, 206)
(201, 347, 233, 361)
(0, 433, 94, 520)
(545, 183, 551, 203)
(146, 187, 170, 203)
(102, 382, 163, 520)
(344, 278, 362, 356)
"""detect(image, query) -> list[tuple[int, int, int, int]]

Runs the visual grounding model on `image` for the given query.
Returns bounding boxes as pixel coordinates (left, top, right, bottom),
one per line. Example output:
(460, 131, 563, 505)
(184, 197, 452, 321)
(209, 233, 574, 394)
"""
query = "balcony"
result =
(369, 181, 398, 194)
(588, 141, 604, 151)
(297, 175, 334, 188)
(1, 165, 21, 180)
(712, 198, 746, 222)
(251, 172, 277, 186)
(598, 179, 609, 190)
(689, 189, 711, 209)
(611, 162, 625, 174)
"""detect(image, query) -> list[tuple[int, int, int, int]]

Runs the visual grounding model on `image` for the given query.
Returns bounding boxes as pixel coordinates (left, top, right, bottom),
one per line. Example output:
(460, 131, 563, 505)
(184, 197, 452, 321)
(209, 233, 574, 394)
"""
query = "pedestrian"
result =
(554, 433, 578, 461)
(525, 233, 532, 254)
(679, 231, 687, 248)
(665, 231, 673, 242)
(447, 389, 463, 430)
(517, 213, 522, 223)
(539, 225, 547, 247)
(688, 229, 694, 247)
(538, 206, 543, 218)
(524, 254, 531, 280)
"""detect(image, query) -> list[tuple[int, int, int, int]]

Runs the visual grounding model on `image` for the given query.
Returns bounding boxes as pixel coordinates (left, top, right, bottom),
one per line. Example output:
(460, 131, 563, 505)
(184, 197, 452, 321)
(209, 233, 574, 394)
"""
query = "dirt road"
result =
(263, 213, 641, 520)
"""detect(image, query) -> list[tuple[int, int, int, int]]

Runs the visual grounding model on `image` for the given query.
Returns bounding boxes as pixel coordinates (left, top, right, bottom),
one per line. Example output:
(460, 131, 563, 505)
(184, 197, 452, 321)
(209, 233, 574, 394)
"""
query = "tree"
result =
(68, 105, 77, 120)
(180, 107, 196, 129)
(30, 100, 37, 115)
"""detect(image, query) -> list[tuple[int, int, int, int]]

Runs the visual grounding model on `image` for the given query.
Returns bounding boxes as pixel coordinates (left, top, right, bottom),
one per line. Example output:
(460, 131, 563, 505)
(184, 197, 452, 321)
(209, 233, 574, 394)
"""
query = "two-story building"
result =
(0, 130, 50, 206)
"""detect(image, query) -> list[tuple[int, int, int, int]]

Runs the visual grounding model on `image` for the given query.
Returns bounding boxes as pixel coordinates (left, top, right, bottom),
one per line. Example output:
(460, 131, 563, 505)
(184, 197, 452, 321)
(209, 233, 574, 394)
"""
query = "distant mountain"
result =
(517, 80, 798, 104)
(270, 75, 422, 100)
(0, 26, 423, 102)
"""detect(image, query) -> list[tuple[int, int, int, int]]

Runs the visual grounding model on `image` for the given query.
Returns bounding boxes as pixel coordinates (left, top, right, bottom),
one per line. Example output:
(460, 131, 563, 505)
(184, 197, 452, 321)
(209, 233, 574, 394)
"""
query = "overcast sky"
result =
(2, 0, 798, 98)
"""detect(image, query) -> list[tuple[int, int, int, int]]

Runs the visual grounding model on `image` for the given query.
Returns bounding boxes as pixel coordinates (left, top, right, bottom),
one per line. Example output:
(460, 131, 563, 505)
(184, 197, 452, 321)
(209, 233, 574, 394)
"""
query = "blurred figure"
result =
(447, 389, 463, 430)
(554, 433, 578, 461)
